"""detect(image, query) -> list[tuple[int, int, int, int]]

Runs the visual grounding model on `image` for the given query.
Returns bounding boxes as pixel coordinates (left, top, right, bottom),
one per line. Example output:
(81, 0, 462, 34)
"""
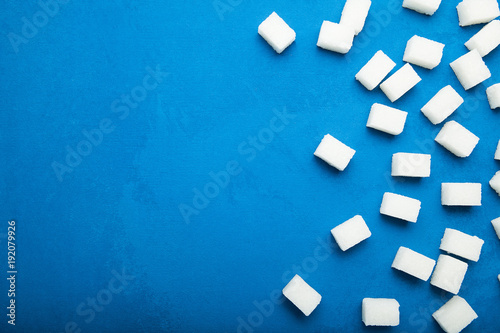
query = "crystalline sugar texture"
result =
(421, 85, 463, 125)
(340, 0, 372, 35)
(355, 51, 396, 91)
(492, 217, 500, 240)
(435, 121, 479, 158)
(380, 192, 421, 223)
(317, 21, 355, 54)
(441, 183, 482, 206)
(433, 296, 477, 333)
(380, 64, 421, 102)
(366, 103, 408, 135)
(391, 153, 431, 177)
(490, 171, 500, 196)
(457, 0, 500, 26)
(258, 12, 296, 54)
(486, 83, 500, 109)
(314, 134, 356, 171)
(392, 246, 436, 281)
(439, 228, 484, 262)
(330, 215, 372, 251)
(430, 254, 468, 294)
(362, 298, 400, 326)
(403, 35, 444, 69)
(465, 20, 500, 57)
(450, 49, 491, 90)
(282, 275, 322, 316)
(403, 0, 442, 15)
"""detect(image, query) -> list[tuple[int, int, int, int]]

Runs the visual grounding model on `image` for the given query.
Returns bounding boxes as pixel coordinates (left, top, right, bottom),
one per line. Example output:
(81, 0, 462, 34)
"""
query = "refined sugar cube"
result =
(495, 140, 500, 160)
(282, 275, 321, 316)
(380, 192, 421, 223)
(457, 0, 500, 27)
(362, 298, 400, 326)
(258, 12, 296, 54)
(403, 35, 445, 70)
(366, 104, 408, 135)
(380, 64, 421, 102)
(486, 83, 500, 109)
(403, 0, 442, 15)
(317, 21, 355, 54)
(314, 134, 356, 171)
(435, 121, 479, 158)
(331, 215, 371, 251)
(340, 0, 372, 35)
(441, 183, 482, 206)
(493, 217, 500, 239)
(392, 153, 431, 177)
(490, 171, 500, 196)
(430, 254, 468, 294)
(440, 228, 484, 262)
(450, 49, 491, 90)
(421, 86, 464, 125)
(355, 51, 396, 91)
(465, 20, 500, 57)
(391, 246, 436, 281)
(432, 296, 477, 333)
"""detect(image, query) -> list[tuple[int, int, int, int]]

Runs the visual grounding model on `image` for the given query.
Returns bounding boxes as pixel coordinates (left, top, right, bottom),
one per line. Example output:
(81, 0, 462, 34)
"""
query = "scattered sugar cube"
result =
(330, 215, 372, 251)
(433, 296, 477, 333)
(435, 121, 479, 158)
(450, 49, 491, 90)
(493, 217, 500, 240)
(317, 21, 355, 54)
(440, 228, 484, 262)
(366, 104, 408, 135)
(490, 171, 500, 196)
(380, 64, 421, 102)
(441, 183, 482, 206)
(391, 246, 436, 281)
(258, 12, 296, 54)
(457, 0, 500, 27)
(314, 134, 356, 171)
(355, 51, 396, 91)
(340, 0, 372, 35)
(465, 20, 500, 57)
(496, 140, 500, 160)
(282, 275, 322, 316)
(486, 83, 500, 109)
(380, 192, 421, 223)
(362, 298, 400, 327)
(403, 35, 445, 70)
(421, 86, 464, 125)
(403, 0, 442, 15)
(430, 254, 468, 294)
(392, 153, 431, 177)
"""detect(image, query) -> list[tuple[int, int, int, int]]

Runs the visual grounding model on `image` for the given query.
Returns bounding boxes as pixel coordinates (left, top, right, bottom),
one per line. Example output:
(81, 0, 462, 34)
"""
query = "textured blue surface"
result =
(1, 1, 500, 332)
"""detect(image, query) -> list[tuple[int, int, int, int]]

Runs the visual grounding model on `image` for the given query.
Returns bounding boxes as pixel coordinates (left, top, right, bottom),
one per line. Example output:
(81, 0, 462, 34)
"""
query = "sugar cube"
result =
(355, 51, 396, 91)
(340, 0, 372, 35)
(380, 192, 421, 223)
(421, 86, 464, 125)
(282, 275, 321, 316)
(490, 171, 500, 196)
(366, 104, 408, 135)
(362, 298, 400, 327)
(314, 134, 356, 171)
(465, 20, 500, 57)
(380, 64, 421, 102)
(441, 183, 482, 206)
(258, 12, 296, 54)
(430, 254, 468, 294)
(317, 21, 355, 54)
(391, 153, 431, 177)
(330, 215, 371, 251)
(440, 228, 484, 262)
(433, 296, 477, 333)
(403, 0, 442, 15)
(496, 140, 500, 160)
(486, 83, 500, 109)
(457, 0, 500, 27)
(435, 121, 479, 158)
(391, 246, 436, 281)
(450, 49, 491, 90)
(403, 35, 445, 70)
(494, 217, 500, 240)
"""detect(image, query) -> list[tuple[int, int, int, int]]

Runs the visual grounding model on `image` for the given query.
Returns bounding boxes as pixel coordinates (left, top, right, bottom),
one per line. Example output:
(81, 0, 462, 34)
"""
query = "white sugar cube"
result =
(317, 21, 355, 54)
(490, 171, 500, 196)
(331, 215, 371, 251)
(493, 217, 500, 240)
(258, 12, 296, 54)
(421, 86, 464, 125)
(392, 153, 431, 177)
(391, 246, 436, 281)
(340, 0, 372, 35)
(366, 104, 408, 135)
(496, 140, 500, 160)
(440, 228, 484, 262)
(380, 192, 421, 223)
(362, 298, 400, 327)
(403, 35, 445, 70)
(450, 49, 491, 90)
(380, 64, 421, 102)
(282, 275, 321, 316)
(314, 134, 356, 171)
(486, 83, 500, 109)
(441, 183, 482, 206)
(403, 0, 442, 15)
(430, 254, 468, 294)
(465, 20, 500, 57)
(457, 0, 500, 27)
(435, 121, 479, 158)
(355, 51, 396, 91)
(433, 296, 477, 333)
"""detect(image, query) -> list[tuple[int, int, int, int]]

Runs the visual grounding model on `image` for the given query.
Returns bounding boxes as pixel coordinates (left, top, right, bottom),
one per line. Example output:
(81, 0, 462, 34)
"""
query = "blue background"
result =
(1, 0, 499, 332)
